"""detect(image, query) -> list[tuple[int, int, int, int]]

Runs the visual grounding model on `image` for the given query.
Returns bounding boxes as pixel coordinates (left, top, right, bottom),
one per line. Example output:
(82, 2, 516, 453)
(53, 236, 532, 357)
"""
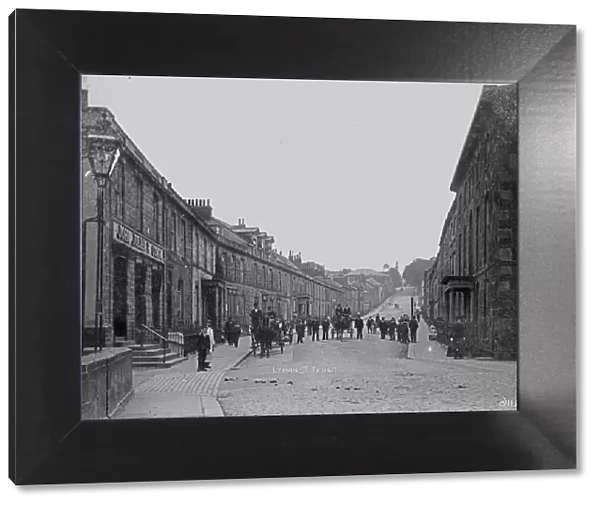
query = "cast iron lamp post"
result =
(83, 133, 121, 353)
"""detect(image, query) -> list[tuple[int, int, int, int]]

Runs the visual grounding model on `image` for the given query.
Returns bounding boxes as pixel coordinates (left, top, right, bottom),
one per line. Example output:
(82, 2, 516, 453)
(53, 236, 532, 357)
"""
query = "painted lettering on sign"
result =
(113, 221, 164, 262)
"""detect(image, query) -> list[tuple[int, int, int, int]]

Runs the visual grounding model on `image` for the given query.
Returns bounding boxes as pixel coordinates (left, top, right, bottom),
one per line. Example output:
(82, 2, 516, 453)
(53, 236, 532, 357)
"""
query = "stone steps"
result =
(133, 355, 188, 368)
(129, 342, 186, 369)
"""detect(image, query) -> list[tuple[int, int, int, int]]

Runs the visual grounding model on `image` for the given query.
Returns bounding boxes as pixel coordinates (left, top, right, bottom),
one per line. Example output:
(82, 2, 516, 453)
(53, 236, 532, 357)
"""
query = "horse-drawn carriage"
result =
(251, 317, 285, 358)
(333, 313, 353, 340)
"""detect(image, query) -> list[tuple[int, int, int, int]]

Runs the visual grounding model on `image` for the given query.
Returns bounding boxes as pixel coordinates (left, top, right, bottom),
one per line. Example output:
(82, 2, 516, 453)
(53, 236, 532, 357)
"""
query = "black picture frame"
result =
(9, 9, 577, 485)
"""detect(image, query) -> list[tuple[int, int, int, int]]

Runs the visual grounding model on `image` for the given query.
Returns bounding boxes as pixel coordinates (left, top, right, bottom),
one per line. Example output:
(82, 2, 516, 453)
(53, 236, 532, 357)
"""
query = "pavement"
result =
(115, 335, 253, 419)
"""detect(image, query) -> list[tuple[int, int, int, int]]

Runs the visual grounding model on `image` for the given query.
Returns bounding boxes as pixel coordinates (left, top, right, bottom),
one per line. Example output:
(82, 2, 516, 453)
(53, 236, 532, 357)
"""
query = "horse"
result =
(333, 314, 352, 341)
(254, 326, 275, 358)
(254, 318, 283, 358)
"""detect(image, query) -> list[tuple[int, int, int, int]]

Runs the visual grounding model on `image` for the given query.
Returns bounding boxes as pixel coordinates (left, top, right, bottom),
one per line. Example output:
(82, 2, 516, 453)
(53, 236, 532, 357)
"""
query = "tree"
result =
(383, 263, 390, 271)
(388, 266, 402, 288)
(402, 257, 435, 291)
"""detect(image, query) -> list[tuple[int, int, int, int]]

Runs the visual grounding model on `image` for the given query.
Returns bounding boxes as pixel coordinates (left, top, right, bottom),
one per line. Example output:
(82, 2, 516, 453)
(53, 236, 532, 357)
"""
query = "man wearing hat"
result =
(355, 313, 364, 340)
(250, 302, 263, 347)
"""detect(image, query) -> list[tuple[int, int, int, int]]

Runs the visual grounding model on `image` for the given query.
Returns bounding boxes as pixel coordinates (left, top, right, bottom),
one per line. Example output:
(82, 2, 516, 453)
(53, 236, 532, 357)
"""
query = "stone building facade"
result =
(422, 85, 518, 358)
(188, 212, 344, 335)
(82, 91, 217, 347)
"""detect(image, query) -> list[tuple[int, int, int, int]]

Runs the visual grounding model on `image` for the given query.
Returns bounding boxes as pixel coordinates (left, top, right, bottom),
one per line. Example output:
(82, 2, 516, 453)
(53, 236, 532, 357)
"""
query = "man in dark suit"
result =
(388, 317, 397, 341)
(322, 317, 330, 340)
(379, 317, 388, 340)
(196, 329, 211, 371)
(316, 318, 323, 340)
(355, 314, 364, 340)
(296, 318, 305, 344)
(409, 316, 419, 343)
(250, 302, 263, 346)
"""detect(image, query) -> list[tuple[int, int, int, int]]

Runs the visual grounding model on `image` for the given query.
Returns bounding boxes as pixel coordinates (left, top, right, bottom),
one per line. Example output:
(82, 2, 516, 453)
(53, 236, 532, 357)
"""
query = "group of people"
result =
(231, 301, 423, 353)
(364, 313, 420, 343)
(335, 304, 353, 316)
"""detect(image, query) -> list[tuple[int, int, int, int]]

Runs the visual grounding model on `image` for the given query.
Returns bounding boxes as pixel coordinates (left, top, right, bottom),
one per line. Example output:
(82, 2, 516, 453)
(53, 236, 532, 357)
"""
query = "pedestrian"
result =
(196, 328, 210, 371)
(400, 319, 409, 343)
(379, 317, 387, 340)
(409, 316, 419, 343)
(322, 317, 330, 340)
(224, 316, 235, 346)
(375, 314, 381, 335)
(452, 317, 466, 359)
(296, 319, 305, 344)
(312, 318, 320, 341)
(366, 318, 372, 334)
(250, 302, 263, 348)
(355, 314, 364, 340)
(389, 317, 397, 341)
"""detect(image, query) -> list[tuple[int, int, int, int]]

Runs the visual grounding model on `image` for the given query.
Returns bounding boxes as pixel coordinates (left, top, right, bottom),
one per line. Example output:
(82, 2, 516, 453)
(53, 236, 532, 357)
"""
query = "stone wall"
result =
(81, 348, 133, 419)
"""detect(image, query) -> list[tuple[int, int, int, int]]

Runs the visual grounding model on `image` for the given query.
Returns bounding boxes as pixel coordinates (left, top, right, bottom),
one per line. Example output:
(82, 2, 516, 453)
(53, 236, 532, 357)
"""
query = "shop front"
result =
(111, 220, 165, 344)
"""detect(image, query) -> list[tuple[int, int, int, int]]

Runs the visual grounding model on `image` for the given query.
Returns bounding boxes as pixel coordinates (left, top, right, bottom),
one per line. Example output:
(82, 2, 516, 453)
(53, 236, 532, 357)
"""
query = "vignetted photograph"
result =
(81, 76, 518, 419)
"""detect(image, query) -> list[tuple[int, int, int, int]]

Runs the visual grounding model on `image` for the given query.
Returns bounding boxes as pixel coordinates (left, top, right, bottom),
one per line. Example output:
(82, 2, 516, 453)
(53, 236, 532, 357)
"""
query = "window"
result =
(254, 263, 258, 286)
(233, 255, 237, 281)
(194, 232, 199, 264)
(114, 163, 125, 220)
(241, 259, 245, 284)
(202, 238, 207, 269)
(475, 206, 480, 270)
(152, 193, 160, 243)
(483, 194, 489, 265)
(177, 279, 183, 320)
(270, 269, 274, 289)
(262, 266, 266, 287)
(170, 210, 176, 251)
(137, 177, 144, 231)
(180, 218, 186, 257)
(166, 270, 173, 328)
(458, 233, 462, 275)
(223, 253, 228, 278)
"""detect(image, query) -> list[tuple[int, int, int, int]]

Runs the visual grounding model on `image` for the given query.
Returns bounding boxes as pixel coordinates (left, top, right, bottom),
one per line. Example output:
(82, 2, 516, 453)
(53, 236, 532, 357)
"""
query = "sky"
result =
(83, 75, 482, 272)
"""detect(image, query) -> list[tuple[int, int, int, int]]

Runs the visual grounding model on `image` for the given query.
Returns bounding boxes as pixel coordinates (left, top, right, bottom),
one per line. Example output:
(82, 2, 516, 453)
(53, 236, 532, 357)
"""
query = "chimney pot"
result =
(207, 199, 211, 206)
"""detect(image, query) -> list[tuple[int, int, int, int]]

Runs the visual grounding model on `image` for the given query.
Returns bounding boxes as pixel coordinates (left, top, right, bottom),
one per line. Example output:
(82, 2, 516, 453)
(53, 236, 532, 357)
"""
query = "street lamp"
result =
(83, 133, 121, 353)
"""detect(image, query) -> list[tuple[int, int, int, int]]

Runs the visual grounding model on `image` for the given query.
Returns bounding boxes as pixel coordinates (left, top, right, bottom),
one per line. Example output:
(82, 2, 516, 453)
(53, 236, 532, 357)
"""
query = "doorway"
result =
(113, 256, 128, 339)
(151, 268, 162, 330)
(134, 262, 147, 331)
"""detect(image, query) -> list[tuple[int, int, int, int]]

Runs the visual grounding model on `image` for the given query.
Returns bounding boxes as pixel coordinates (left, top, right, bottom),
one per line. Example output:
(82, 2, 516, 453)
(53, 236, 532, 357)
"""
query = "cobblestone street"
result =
(218, 298, 517, 416)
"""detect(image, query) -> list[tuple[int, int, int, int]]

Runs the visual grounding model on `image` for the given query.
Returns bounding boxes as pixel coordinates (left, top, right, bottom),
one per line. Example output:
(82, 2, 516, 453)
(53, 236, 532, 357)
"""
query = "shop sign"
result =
(113, 221, 164, 263)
